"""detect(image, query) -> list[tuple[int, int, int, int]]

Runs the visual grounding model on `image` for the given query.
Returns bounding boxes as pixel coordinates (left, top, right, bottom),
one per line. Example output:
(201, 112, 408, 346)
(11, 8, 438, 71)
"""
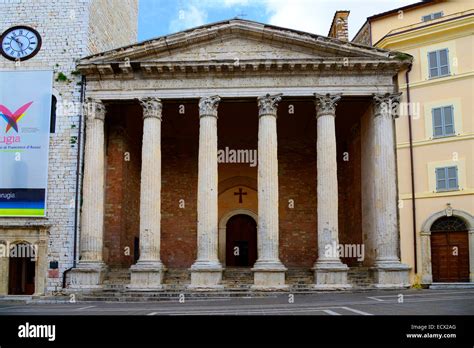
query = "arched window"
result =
(430, 216, 467, 232)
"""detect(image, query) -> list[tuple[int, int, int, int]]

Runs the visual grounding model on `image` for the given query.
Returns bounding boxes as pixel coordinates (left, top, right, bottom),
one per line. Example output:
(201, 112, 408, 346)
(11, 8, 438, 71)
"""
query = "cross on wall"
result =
(234, 187, 247, 203)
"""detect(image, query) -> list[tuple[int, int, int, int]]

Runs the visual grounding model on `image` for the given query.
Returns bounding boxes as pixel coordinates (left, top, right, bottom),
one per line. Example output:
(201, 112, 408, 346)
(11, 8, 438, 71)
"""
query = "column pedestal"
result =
(313, 93, 350, 290)
(69, 262, 107, 289)
(130, 261, 166, 290)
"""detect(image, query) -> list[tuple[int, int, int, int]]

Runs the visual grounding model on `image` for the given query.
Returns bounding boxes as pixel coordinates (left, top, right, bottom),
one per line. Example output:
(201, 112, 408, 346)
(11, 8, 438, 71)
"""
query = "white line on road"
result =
(322, 309, 341, 315)
(147, 312, 158, 316)
(340, 306, 373, 316)
(367, 296, 384, 302)
(75, 305, 96, 311)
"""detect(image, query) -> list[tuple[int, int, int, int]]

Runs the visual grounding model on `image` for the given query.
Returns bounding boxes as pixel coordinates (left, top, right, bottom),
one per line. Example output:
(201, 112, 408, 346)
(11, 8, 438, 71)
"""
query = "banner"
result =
(0, 71, 53, 217)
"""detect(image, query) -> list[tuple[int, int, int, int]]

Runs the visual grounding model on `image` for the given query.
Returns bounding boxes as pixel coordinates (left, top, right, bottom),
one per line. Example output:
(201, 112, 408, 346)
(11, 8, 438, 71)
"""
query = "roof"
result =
(80, 18, 400, 63)
(352, 0, 436, 43)
(367, 0, 435, 21)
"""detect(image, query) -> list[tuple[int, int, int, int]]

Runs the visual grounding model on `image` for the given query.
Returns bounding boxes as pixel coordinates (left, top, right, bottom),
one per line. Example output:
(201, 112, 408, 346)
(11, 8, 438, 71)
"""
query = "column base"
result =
(128, 261, 166, 290)
(251, 260, 288, 290)
(313, 260, 351, 290)
(69, 262, 107, 289)
(372, 261, 411, 289)
(188, 261, 223, 290)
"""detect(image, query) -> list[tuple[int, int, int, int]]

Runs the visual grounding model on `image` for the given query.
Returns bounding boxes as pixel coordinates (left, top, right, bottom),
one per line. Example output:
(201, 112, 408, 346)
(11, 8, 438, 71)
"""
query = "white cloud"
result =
(169, 4, 208, 33)
(262, 0, 418, 38)
(223, 0, 250, 6)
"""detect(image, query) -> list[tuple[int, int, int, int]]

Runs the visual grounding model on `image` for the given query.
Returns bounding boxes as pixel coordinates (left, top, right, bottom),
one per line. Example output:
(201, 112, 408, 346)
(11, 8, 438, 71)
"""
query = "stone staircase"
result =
(65, 266, 375, 302)
(286, 268, 314, 291)
(222, 268, 253, 289)
(347, 267, 374, 289)
(102, 267, 131, 290)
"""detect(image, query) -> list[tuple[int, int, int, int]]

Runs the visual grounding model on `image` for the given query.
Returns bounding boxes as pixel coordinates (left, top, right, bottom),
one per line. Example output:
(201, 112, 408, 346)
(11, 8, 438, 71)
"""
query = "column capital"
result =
(84, 98, 106, 122)
(199, 95, 221, 118)
(139, 97, 162, 120)
(314, 93, 341, 118)
(258, 93, 282, 117)
(373, 92, 402, 120)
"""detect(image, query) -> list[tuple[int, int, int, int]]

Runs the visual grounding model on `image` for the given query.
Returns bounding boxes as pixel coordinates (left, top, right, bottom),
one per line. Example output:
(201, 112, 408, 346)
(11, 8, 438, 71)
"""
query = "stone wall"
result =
(0, 0, 138, 294)
(88, 0, 138, 54)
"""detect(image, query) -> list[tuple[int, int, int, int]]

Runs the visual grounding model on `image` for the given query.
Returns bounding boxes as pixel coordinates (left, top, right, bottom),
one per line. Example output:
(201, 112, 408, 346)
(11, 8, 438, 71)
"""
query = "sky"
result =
(138, 0, 420, 42)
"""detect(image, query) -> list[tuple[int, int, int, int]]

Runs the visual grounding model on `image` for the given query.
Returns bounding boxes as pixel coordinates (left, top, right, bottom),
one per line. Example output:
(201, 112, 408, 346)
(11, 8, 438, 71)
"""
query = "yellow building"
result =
(354, 0, 474, 287)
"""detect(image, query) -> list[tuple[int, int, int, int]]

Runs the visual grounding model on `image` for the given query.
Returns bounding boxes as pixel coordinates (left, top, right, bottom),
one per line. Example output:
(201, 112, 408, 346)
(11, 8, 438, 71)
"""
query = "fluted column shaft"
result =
(312, 93, 349, 289)
(80, 99, 106, 263)
(373, 93, 402, 265)
(257, 95, 280, 263)
(137, 98, 163, 263)
(194, 96, 221, 265)
(315, 94, 341, 263)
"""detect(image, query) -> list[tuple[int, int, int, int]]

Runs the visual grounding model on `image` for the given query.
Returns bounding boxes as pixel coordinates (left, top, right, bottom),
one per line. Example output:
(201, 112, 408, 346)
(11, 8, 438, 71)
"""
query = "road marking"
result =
(147, 312, 158, 316)
(367, 296, 384, 302)
(340, 306, 373, 316)
(75, 305, 96, 311)
(372, 291, 474, 298)
(322, 309, 341, 315)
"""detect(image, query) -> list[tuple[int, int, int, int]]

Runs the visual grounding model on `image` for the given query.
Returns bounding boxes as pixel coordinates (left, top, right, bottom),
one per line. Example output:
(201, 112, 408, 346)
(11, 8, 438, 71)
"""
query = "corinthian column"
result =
(189, 96, 223, 289)
(130, 98, 166, 290)
(70, 99, 107, 288)
(252, 93, 287, 290)
(372, 93, 410, 288)
(313, 93, 350, 289)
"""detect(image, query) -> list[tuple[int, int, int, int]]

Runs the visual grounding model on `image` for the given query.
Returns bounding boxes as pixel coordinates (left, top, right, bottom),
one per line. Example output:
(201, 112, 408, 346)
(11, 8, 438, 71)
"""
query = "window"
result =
(435, 166, 458, 191)
(432, 105, 455, 137)
(50, 95, 57, 133)
(428, 49, 450, 78)
(422, 12, 443, 22)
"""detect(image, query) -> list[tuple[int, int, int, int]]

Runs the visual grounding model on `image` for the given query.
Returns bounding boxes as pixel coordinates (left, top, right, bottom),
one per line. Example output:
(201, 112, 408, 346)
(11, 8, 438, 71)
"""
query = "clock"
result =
(1, 26, 42, 61)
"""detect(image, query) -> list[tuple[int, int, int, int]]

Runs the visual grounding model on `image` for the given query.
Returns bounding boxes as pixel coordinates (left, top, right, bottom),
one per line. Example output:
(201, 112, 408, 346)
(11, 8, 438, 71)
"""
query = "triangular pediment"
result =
(78, 19, 411, 76)
(140, 36, 331, 62)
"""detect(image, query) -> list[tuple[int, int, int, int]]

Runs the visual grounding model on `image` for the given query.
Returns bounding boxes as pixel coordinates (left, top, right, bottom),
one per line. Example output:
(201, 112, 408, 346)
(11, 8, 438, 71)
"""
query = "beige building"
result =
(354, 0, 474, 286)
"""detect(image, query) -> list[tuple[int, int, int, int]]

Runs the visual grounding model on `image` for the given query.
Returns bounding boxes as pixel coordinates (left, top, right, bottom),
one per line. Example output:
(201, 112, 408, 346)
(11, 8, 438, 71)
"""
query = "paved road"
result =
(0, 289, 473, 315)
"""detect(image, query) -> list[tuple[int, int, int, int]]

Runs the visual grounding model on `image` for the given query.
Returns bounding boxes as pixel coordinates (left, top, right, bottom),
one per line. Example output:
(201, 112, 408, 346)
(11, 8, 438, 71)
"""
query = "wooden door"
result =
(431, 231, 469, 282)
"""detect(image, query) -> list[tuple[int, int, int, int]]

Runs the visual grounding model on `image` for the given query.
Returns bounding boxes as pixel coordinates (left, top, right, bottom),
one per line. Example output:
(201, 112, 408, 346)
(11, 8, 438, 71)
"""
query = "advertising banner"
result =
(0, 71, 53, 216)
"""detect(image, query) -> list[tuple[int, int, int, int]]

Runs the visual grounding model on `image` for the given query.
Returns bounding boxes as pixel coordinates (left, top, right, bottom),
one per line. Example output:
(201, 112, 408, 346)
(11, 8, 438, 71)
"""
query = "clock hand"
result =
(13, 37, 23, 49)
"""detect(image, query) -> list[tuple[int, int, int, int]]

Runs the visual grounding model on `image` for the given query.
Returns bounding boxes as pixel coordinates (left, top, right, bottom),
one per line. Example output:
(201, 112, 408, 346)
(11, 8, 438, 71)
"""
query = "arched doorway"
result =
(226, 214, 257, 267)
(430, 216, 469, 282)
(8, 243, 36, 295)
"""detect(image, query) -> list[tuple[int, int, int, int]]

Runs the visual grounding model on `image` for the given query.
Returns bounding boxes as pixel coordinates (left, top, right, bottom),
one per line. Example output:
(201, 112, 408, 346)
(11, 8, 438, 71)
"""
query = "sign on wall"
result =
(0, 71, 53, 216)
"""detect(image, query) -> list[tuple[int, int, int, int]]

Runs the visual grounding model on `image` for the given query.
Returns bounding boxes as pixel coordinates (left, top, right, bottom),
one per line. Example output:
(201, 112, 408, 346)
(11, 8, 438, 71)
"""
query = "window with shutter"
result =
(436, 166, 459, 191)
(428, 49, 450, 78)
(432, 105, 455, 137)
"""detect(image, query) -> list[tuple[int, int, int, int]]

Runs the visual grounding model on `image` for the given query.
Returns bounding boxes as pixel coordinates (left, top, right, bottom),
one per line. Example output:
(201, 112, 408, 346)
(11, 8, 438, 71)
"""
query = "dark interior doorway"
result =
(226, 214, 257, 267)
(8, 243, 35, 295)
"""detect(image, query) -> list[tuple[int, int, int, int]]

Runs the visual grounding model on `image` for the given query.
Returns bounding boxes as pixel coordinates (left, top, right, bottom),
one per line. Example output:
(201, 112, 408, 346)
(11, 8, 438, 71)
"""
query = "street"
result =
(0, 289, 473, 315)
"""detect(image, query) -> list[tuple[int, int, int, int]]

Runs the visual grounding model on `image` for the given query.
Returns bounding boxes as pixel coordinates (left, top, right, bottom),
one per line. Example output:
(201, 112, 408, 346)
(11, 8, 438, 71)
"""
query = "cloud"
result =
(169, 4, 208, 33)
(223, 0, 250, 6)
(262, 0, 417, 38)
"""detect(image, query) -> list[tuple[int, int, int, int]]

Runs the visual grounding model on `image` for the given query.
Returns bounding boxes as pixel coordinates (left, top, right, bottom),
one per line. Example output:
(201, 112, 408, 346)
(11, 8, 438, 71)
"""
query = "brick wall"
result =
(99, 99, 364, 269)
(104, 104, 141, 267)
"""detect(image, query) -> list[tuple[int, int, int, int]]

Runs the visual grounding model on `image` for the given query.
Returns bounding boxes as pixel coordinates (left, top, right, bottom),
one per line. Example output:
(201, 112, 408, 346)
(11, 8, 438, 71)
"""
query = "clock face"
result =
(1, 26, 42, 61)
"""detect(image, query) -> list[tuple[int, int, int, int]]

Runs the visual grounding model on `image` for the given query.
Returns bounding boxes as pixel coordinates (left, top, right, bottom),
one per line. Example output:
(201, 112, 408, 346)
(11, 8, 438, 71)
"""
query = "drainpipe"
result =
(405, 65, 418, 274)
(62, 75, 86, 289)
